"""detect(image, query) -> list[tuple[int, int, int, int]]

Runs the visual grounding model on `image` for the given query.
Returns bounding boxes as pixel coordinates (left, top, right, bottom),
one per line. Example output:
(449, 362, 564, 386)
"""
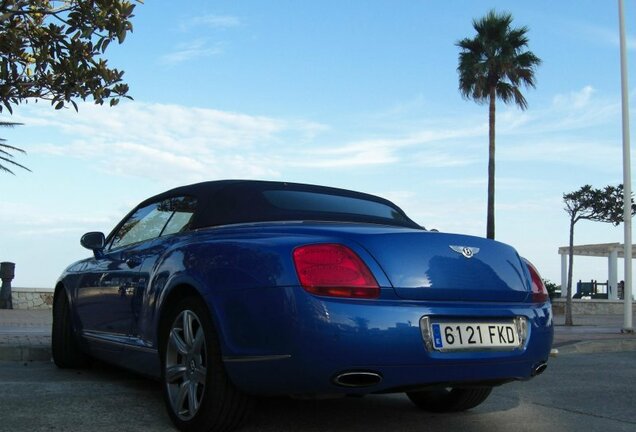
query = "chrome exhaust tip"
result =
(333, 371, 382, 388)
(532, 362, 548, 376)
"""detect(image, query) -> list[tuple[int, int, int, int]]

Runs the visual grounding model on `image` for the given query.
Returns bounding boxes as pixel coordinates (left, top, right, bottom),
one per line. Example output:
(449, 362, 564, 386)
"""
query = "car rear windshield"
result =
(261, 190, 413, 226)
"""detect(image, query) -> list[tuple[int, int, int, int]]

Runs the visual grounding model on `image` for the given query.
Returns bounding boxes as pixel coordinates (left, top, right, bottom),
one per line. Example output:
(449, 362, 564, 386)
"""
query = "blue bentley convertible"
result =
(52, 180, 552, 432)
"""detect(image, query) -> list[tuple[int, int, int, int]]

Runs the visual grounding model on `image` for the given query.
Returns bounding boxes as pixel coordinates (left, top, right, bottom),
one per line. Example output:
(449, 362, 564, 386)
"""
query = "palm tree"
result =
(457, 10, 541, 239)
(0, 121, 30, 175)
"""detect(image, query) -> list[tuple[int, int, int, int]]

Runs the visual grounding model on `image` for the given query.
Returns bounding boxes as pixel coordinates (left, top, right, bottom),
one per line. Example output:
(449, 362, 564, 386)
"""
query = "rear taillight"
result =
(524, 259, 549, 303)
(292, 244, 380, 299)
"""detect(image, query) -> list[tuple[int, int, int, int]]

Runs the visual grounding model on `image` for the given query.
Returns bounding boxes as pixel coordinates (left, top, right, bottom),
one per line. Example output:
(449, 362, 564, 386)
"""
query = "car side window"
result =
(109, 196, 197, 250)
(161, 196, 197, 236)
(110, 202, 174, 250)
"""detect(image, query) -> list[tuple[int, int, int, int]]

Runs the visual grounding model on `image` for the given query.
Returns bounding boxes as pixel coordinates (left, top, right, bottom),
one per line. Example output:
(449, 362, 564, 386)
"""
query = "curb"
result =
(0, 344, 51, 362)
(0, 334, 52, 362)
(554, 338, 636, 355)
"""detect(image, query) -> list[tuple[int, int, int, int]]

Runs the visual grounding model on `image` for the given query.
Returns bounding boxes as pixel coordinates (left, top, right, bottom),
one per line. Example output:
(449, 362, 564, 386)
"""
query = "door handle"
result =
(126, 256, 142, 268)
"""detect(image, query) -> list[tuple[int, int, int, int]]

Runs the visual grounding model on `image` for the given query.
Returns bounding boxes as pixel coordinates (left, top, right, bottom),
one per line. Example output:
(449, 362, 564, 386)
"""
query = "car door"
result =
(75, 200, 174, 346)
(129, 196, 198, 341)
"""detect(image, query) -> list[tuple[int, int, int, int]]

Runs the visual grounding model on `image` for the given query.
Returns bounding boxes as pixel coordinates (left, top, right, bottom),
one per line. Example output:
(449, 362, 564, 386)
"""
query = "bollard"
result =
(0, 262, 15, 309)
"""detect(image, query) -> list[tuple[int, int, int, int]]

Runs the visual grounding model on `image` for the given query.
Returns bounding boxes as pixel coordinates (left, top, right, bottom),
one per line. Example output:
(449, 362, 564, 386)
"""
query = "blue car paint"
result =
(357, 231, 532, 302)
(219, 288, 552, 395)
(56, 221, 553, 394)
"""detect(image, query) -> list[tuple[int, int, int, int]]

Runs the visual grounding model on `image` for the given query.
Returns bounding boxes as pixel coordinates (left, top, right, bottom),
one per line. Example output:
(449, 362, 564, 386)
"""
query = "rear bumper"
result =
(212, 287, 553, 396)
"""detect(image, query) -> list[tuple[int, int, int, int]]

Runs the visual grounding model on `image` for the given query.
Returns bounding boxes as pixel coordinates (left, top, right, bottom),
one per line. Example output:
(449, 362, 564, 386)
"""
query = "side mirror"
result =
(80, 232, 105, 252)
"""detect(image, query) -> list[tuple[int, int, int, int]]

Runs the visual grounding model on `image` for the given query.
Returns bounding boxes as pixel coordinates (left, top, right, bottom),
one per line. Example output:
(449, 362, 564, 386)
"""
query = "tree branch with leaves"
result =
(563, 184, 636, 325)
(0, 1, 141, 174)
(0, 0, 140, 113)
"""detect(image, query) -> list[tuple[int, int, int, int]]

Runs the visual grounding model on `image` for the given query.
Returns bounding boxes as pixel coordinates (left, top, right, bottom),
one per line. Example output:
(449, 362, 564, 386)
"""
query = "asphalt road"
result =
(0, 351, 635, 432)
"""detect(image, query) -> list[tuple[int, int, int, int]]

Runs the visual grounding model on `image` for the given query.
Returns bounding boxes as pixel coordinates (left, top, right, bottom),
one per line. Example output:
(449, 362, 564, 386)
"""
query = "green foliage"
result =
(542, 279, 559, 300)
(456, 10, 541, 109)
(563, 184, 636, 225)
(0, 121, 29, 174)
(0, 0, 140, 113)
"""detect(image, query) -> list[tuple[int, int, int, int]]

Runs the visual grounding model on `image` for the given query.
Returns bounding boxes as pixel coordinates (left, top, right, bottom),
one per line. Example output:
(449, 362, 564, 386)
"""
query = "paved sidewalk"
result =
(0, 308, 635, 361)
(0, 309, 51, 361)
(552, 313, 636, 354)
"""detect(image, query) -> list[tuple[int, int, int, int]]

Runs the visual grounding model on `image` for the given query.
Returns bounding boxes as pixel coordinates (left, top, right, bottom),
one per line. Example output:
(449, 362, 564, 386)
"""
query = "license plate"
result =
(430, 322, 521, 351)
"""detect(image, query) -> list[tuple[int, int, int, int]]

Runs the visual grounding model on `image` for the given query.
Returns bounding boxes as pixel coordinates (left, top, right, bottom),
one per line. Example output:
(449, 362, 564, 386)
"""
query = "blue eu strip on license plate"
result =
(432, 324, 443, 349)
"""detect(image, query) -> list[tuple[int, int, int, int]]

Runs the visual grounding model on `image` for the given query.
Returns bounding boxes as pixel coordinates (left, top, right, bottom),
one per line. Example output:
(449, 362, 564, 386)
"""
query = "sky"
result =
(1, 0, 636, 289)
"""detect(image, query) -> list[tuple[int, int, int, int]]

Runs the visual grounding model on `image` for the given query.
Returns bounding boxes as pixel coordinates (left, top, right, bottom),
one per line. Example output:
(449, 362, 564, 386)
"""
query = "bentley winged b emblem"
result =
(449, 245, 480, 259)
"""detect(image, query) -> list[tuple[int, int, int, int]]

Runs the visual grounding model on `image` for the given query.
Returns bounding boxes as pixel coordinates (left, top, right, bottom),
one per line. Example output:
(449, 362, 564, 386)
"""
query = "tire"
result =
(406, 387, 492, 412)
(51, 290, 89, 368)
(160, 297, 252, 432)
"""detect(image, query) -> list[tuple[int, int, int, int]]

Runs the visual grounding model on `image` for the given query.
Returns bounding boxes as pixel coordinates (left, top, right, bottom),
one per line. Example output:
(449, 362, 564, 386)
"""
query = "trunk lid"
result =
(356, 230, 531, 302)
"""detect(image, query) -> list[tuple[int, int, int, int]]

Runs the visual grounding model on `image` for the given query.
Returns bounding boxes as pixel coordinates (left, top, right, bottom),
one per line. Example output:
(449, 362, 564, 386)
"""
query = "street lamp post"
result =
(618, 0, 633, 333)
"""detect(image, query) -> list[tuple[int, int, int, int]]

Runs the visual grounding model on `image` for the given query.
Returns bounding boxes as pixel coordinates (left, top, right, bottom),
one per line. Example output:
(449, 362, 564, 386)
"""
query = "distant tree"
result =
(0, 0, 140, 114)
(542, 279, 559, 300)
(563, 184, 635, 326)
(457, 10, 541, 239)
(0, 121, 29, 174)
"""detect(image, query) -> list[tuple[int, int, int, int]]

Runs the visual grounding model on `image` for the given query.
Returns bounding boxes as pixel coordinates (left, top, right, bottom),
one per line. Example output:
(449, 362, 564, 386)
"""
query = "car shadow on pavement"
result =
(245, 390, 521, 432)
(52, 360, 522, 432)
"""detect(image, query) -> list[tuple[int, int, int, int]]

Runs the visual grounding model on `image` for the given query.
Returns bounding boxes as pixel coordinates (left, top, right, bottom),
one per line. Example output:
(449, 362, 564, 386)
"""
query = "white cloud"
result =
(552, 86, 595, 109)
(15, 101, 494, 180)
(16, 102, 325, 184)
(496, 109, 533, 132)
(0, 200, 116, 238)
(432, 177, 554, 193)
(432, 177, 486, 188)
(408, 150, 479, 168)
(299, 125, 486, 168)
(365, 94, 428, 121)
(11, 83, 630, 190)
(293, 147, 399, 168)
(493, 85, 621, 139)
(575, 22, 636, 50)
(180, 14, 242, 31)
(24, 102, 288, 150)
(160, 39, 225, 64)
(499, 137, 622, 168)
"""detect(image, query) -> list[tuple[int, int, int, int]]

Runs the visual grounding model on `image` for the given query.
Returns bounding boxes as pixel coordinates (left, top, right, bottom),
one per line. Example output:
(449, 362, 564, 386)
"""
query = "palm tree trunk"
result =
(566, 218, 575, 326)
(487, 86, 496, 239)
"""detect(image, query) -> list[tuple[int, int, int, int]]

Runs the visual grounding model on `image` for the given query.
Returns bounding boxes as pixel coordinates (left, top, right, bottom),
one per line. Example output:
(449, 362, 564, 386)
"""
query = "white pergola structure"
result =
(558, 243, 635, 299)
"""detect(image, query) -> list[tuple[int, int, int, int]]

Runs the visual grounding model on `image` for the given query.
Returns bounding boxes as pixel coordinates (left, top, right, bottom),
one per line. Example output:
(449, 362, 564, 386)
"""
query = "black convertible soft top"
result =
(137, 180, 422, 230)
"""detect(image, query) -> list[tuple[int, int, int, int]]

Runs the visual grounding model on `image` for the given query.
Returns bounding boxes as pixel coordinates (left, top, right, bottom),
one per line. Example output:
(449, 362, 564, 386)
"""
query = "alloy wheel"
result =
(165, 309, 208, 421)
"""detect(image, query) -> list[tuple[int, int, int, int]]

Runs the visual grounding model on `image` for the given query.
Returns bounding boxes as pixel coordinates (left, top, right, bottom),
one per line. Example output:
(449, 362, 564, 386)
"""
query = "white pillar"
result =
(608, 249, 619, 300)
(561, 253, 568, 298)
